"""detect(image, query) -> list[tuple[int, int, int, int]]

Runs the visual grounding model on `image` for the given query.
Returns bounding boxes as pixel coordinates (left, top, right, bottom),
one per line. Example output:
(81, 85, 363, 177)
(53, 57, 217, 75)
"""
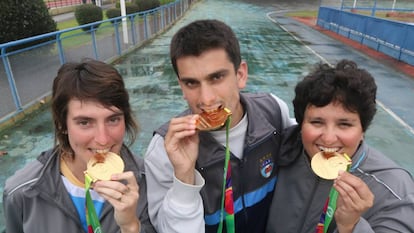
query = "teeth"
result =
(95, 148, 110, 154)
(319, 146, 339, 153)
(202, 105, 222, 113)
(204, 109, 219, 114)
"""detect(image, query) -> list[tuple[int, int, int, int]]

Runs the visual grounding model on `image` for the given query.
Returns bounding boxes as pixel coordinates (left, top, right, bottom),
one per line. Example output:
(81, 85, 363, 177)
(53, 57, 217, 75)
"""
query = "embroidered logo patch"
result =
(259, 153, 274, 178)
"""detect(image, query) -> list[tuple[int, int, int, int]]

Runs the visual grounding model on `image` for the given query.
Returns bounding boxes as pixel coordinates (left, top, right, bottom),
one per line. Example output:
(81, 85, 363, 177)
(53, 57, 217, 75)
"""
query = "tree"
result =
(75, 4, 103, 31)
(0, 0, 57, 47)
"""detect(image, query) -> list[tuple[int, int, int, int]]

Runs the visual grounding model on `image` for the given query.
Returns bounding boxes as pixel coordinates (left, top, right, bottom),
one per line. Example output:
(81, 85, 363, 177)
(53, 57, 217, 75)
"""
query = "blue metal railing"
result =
(0, 0, 196, 127)
(317, 6, 414, 67)
(321, 0, 414, 16)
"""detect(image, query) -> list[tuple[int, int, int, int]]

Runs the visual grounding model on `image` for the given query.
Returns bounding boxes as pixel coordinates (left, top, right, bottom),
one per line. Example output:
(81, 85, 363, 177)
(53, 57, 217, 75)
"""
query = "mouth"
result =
(202, 105, 223, 113)
(318, 146, 341, 158)
(196, 107, 232, 131)
(90, 148, 111, 163)
(94, 148, 110, 154)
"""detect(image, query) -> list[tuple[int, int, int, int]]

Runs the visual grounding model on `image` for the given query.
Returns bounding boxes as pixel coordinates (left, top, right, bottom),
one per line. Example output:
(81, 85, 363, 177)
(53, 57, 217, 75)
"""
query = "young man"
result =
(145, 19, 295, 233)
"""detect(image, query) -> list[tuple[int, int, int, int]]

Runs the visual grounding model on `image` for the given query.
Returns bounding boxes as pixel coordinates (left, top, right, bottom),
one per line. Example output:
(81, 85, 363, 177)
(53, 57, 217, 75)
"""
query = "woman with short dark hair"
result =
(3, 59, 156, 233)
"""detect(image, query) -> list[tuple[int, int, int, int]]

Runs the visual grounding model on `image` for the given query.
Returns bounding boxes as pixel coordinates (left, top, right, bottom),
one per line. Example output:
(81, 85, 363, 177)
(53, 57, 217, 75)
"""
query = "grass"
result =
(57, 9, 109, 30)
(56, 10, 115, 48)
(59, 22, 116, 48)
(284, 10, 318, 18)
(57, 18, 80, 30)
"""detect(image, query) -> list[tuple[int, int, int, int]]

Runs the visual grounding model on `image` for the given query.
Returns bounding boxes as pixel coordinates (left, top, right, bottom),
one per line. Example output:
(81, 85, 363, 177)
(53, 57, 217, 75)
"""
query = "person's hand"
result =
(333, 170, 374, 233)
(93, 171, 140, 233)
(165, 114, 200, 185)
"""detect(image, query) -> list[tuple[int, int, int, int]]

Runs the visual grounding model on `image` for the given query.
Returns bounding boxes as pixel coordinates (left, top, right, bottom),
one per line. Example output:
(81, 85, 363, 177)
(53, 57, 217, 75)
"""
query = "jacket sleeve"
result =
(332, 218, 374, 233)
(144, 134, 205, 233)
(3, 185, 24, 233)
(334, 168, 414, 233)
(351, 191, 414, 232)
(129, 159, 156, 233)
(270, 93, 297, 128)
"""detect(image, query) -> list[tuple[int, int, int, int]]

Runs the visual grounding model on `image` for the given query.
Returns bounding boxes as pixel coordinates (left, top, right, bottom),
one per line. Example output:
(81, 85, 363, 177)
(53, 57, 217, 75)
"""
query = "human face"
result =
(176, 48, 248, 128)
(301, 102, 364, 159)
(66, 99, 126, 169)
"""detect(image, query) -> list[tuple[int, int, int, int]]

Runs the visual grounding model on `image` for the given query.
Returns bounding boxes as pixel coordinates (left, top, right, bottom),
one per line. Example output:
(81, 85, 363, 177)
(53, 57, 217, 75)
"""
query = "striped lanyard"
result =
(315, 153, 353, 233)
(217, 116, 235, 233)
(85, 174, 103, 233)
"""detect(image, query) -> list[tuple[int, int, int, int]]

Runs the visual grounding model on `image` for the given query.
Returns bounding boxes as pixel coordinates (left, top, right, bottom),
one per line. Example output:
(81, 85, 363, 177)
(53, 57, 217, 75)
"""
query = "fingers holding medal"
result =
(84, 152, 132, 203)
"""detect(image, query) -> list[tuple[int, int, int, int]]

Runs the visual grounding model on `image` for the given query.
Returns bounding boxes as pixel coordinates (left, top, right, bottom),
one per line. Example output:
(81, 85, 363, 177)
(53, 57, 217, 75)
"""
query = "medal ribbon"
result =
(85, 174, 103, 233)
(217, 116, 235, 233)
(315, 153, 352, 233)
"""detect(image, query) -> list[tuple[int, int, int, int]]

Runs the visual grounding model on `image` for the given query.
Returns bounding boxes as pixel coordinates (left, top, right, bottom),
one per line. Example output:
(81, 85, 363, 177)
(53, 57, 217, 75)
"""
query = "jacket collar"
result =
(29, 145, 139, 221)
(196, 93, 279, 166)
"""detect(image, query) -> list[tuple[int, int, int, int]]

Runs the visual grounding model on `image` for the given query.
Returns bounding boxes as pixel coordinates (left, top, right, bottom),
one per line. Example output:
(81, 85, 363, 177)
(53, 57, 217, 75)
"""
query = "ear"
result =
(237, 61, 248, 89)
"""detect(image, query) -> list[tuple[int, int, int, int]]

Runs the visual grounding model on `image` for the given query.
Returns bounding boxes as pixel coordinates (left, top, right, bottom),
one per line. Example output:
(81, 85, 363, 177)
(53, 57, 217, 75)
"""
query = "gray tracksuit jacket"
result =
(3, 145, 156, 233)
(153, 93, 295, 233)
(266, 126, 414, 233)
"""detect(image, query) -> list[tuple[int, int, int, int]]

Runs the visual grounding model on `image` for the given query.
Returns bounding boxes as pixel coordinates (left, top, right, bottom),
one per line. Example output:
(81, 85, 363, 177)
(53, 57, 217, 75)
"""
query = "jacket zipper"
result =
(299, 177, 321, 232)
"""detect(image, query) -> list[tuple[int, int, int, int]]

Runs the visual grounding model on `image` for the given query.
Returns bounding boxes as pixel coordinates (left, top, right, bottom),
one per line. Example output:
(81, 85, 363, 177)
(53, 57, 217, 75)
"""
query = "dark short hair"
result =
(170, 19, 241, 76)
(51, 59, 138, 157)
(293, 59, 377, 132)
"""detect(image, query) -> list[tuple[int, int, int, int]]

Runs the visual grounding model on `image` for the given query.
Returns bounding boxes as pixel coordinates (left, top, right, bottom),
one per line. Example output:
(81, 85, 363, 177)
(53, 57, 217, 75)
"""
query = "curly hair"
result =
(293, 59, 377, 132)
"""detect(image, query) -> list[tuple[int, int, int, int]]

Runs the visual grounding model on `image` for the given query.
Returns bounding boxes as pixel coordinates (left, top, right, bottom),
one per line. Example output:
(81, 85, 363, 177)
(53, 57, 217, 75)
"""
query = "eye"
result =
(185, 80, 197, 87)
(77, 119, 91, 127)
(108, 115, 122, 125)
(107, 113, 124, 126)
(310, 119, 323, 126)
(338, 122, 353, 128)
(210, 73, 226, 83)
(212, 73, 224, 80)
(181, 79, 199, 89)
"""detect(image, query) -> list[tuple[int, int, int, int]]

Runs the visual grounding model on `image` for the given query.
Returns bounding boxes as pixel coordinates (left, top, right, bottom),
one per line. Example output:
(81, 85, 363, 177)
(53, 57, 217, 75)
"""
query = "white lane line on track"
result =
(266, 11, 414, 136)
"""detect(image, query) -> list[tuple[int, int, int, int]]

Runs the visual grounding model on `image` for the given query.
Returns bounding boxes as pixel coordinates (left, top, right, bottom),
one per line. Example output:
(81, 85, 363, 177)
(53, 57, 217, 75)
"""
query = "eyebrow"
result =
(338, 118, 358, 123)
(306, 116, 358, 122)
(71, 112, 124, 121)
(178, 76, 198, 82)
(179, 69, 229, 81)
(208, 69, 229, 78)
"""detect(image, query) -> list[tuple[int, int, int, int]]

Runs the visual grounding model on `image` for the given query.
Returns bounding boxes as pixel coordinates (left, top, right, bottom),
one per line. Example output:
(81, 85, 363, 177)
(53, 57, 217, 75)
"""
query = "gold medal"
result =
(311, 152, 351, 180)
(196, 107, 232, 131)
(84, 152, 124, 182)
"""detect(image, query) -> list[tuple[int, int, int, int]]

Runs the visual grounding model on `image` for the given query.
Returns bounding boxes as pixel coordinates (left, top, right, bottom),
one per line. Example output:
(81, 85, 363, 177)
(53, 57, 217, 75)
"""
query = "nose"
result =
(320, 127, 338, 145)
(94, 124, 110, 146)
(199, 84, 216, 106)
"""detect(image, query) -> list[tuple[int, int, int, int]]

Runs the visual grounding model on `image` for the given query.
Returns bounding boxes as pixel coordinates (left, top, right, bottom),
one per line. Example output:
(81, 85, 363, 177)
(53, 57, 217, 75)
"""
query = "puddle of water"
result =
(1, 0, 414, 230)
